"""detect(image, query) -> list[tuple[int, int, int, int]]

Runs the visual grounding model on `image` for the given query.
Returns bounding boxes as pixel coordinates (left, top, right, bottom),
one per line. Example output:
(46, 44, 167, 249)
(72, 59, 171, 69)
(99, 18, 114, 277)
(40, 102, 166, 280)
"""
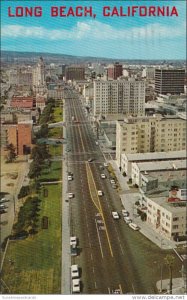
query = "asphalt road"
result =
(64, 88, 156, 294)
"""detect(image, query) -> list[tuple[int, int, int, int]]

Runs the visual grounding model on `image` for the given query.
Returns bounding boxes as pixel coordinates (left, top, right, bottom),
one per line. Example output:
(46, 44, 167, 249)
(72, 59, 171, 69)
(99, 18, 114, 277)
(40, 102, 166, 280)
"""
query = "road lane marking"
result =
(95, 219, 104, 258)
(87, 163, 114, 258)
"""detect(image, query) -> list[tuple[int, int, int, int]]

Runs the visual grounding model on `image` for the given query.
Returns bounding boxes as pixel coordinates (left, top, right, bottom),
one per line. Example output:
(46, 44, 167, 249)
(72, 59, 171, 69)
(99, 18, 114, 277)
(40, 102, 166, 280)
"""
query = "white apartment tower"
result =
(93, 78, 145, 116)
(33, 57, 45, 87)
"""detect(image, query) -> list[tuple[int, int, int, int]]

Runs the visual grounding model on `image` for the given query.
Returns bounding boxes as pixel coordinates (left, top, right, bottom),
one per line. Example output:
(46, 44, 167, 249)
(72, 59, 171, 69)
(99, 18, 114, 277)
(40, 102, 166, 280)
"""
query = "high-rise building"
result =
(65, 65, 85, 81)
(93, 78, 145, 116)
(116, 115, 186, 166)
(7, 121, 33, 155)
(155, 69, 185, 95)
(33, 57, 45, 87)
(107, 63, 123, 80)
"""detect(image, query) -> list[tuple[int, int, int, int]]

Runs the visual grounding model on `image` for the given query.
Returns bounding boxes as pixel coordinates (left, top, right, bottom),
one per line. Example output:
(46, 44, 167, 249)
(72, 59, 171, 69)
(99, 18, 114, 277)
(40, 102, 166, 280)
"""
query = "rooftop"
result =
(134, 159, 186, 172)
(123, 150, 186, 162)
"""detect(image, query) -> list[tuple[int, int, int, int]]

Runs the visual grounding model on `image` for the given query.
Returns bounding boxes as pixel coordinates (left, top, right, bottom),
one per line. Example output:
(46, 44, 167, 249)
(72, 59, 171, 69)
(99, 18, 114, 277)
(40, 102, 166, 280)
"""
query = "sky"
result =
(1, 0, 186, 59)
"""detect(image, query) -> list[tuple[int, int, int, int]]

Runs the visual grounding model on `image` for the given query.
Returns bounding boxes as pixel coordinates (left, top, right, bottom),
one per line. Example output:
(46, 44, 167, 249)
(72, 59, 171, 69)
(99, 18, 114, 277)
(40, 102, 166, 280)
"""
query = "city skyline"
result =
(1, 0, 186, 59)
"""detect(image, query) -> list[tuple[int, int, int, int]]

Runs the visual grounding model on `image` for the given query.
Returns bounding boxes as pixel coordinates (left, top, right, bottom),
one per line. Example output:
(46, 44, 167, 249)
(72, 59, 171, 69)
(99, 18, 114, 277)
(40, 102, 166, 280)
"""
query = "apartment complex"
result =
(107, 63, 123, 80)
(93, 78, 145, 116)
(116, 115, 186, 165)
(146, 192, 186, 240)
(155, 68, 185, 95)
(33, 57, 45, 87)
(65, 65, 85, 81)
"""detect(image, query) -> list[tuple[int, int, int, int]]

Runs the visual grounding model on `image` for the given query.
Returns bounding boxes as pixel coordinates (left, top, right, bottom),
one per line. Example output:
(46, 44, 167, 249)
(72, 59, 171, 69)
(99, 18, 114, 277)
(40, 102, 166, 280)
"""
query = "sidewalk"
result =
(61, 102, 71, 294)
(108, 159, 177, 250)
(156, 277, 186, 294)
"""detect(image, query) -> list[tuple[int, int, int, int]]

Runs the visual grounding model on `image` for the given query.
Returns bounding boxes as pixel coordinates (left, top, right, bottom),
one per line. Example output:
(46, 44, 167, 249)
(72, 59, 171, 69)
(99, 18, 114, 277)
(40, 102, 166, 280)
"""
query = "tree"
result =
(164, 254, 175, 294)
(28, 160, 42, 179)
(5, 143, 16, 163)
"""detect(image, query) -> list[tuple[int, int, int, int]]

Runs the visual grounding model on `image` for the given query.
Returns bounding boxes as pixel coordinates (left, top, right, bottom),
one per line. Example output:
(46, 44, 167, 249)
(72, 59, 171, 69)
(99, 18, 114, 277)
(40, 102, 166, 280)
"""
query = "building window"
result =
(173, 225, 178, 229)
(173, 217, 179, 221)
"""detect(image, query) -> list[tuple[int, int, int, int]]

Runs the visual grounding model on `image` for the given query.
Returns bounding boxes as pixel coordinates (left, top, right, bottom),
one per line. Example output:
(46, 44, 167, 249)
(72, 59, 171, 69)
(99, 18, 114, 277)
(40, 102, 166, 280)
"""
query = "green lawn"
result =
(48, 127, 63, 139)
(49, 144, 62, 157)
(2, 183, 62, 294)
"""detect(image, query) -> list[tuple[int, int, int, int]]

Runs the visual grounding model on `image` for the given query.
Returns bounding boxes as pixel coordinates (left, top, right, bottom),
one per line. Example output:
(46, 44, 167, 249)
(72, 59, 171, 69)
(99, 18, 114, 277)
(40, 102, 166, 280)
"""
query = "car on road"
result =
(72, 278, 81, 293)
(70, 236, 78, 247)
(0, 204, 7, 209)
(104, 162, 108, 167)
(71, 264, 79, 279)
(71, 245, 78, 256)
(88, 158, 94, 162)
(97, 190, 103, 196)
(99, 165, 104, 170)
(129, 223, 140, 231)
(0, 209, 7, 214)
(124, 217, 132, 224)
(68, 175, 73, 181)
(122, 209, 129, 217)
(68, 193, 74, 199)
(110, 179, 116, 185)
(112, 211, 120, 219)
(100, 174, 106, 179)
(95, 141, 99, 145)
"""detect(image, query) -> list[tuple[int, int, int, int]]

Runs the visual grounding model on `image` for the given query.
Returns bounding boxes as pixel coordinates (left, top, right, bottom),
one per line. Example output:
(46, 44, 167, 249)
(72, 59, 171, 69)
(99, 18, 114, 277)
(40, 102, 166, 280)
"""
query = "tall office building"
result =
(93, 78, 145, 116)
(107, 63, 123, 80)
(65, 65, 85, 81)
(155, 69, 185, 95)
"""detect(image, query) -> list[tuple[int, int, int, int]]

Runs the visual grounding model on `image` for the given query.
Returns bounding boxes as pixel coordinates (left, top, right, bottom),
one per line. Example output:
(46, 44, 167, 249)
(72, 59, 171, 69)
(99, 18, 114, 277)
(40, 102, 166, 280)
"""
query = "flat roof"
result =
(148, 196, 186, 213)
(123, 151, 186, 162)
(134, 159, 186, 172)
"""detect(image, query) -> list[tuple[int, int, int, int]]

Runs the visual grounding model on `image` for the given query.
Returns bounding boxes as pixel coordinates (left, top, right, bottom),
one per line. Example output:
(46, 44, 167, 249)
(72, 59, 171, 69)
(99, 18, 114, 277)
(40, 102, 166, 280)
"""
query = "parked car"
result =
(68, 193, 74, 199)
(129, 223, 140, 231)
(110, 179, 116, 185)
(70, 236, 77, 247)
(122, 209, 129, 217)
(71, 265, 79, 279)
(104, 162, 108, 167)
(124, 217, 132, 224)
(88, 158, 94, 162)
(72, 279, 81, 293)
(68, 175, 73, 181)
(71, 245, 78, 257)
(112, 211, 120, 220)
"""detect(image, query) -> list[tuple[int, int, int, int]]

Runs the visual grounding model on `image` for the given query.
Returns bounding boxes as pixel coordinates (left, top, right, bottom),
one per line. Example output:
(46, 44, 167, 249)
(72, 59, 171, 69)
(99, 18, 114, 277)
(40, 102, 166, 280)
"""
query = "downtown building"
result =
(155, 68, 185, 95)
(93, 78, 145, 116)
(65, 65, 85, 81)
(107, 62, 123, 80)
(116, 115, 186, 166)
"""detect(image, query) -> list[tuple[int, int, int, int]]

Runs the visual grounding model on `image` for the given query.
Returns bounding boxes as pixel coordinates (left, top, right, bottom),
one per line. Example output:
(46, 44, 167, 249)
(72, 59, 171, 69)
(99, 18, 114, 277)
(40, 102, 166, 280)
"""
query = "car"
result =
(72, 278, 81, 293)
(124, 217, 132, 224)
(100, 174, 106, 179)
(112, 212, 120, 219)
(112, 184, 117, 189)
(68, 175, 73, 181)
(110, 179, 116, 184)
(68, 172, 73, 176)
(0, 204, 7, 209)
(0, 209, 7, 214)
(71, 265, 79, 279)
(129, 223, 140, 231)
(68, 193, 74, 199)
(88, 158, 94, 162)
(122, 209, 129, 217)
(71, 245, 78, 256)
(97, 190, 103, 196)
(99, 165, 104, 170)
(95, 141, 99, 145)
(70, 236, 77, 247)
(104, 162, 108, 167)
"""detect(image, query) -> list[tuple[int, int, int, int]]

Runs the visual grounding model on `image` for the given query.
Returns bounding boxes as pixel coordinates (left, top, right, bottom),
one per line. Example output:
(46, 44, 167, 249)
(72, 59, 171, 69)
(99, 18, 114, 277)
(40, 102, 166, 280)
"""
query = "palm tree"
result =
(164, 254, 175, 294)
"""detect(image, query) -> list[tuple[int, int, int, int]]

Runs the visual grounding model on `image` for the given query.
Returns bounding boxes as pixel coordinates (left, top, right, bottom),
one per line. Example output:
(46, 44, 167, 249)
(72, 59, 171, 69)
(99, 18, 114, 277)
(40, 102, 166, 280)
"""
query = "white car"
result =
(70, 236, 77, 247)
(112, 212, 120, 220)
(95, 141, 99, 145)
(72, 278, 81, 293)
(68, 176, 73, 181)
(98, 190, 103, 196)
(68, 193, 74, 199)
(104, 162, 108, 167)
(129, 223, 140, 231)
(110, 179, 116, 184)
(71, 265, 79, 279)
(100, 174, 106, 179)
(122, 209, 129, 217)
(124, 217, 132, 224)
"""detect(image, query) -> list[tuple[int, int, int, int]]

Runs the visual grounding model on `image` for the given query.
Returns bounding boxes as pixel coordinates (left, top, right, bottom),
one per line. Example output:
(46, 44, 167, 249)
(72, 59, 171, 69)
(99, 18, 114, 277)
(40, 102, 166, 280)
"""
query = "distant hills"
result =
(1, 50, 185, 66)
